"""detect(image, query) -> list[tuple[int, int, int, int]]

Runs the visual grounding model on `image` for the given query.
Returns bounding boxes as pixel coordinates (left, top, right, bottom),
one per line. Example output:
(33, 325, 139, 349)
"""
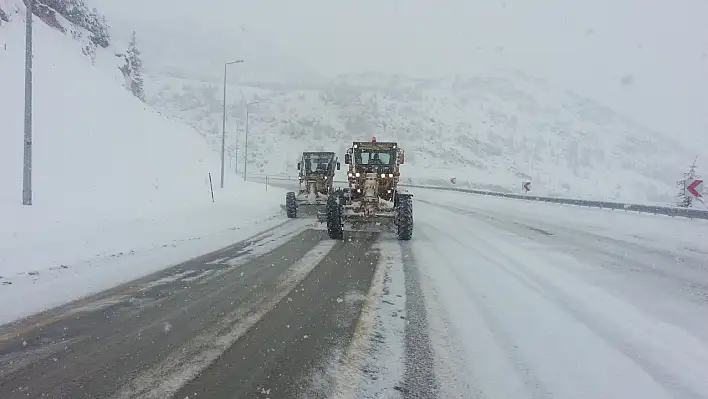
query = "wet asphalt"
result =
(0, 218, 437, 399)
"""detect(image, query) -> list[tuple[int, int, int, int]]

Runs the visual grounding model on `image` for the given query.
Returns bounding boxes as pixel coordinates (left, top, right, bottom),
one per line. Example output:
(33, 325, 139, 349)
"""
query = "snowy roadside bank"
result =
(0, 7, 293, 325)
(0, 186, 287, 325)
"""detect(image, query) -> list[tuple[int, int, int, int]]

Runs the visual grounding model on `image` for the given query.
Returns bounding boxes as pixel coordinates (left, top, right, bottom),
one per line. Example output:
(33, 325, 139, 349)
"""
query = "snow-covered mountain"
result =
(90, 0, 708, 204)
(146, 70, 695, 204)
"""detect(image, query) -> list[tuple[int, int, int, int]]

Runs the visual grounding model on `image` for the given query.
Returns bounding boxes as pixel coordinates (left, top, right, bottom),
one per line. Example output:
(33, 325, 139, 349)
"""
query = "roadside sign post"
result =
(208, 173, 215, 202)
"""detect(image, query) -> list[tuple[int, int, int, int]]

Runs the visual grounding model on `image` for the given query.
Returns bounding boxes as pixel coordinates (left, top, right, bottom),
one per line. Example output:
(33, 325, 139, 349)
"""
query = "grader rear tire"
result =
(326, 195, 343, 239)
(286, 192, 297, 218)
(397, 195, 413, 240)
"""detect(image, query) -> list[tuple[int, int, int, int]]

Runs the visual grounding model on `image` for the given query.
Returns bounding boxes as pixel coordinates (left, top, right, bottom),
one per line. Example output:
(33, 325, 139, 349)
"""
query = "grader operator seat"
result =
(315, 162, 328, 172)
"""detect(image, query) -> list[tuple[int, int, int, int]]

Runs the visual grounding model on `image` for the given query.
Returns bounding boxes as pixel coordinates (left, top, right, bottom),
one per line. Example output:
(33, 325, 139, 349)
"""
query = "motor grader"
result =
(285, 151, 340, 219)
(325, 138, 413, 240)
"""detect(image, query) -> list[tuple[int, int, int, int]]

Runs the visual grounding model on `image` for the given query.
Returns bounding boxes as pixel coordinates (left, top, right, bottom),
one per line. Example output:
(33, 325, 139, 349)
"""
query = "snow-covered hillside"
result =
(0, 1, 224, 212)
(147, 71, 696, 203)
(0, 1, 284, 322)
(92, 0, 708, 204)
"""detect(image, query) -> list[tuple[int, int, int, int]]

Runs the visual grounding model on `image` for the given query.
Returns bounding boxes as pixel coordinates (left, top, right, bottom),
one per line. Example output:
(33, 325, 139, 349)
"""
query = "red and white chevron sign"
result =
(522, 181, 531, 193)
(687, 179, 703, 198)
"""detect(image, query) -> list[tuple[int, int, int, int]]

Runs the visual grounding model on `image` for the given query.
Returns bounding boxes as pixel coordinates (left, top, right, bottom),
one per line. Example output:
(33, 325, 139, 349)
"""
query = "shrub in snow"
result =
(0, 6, 9, 24)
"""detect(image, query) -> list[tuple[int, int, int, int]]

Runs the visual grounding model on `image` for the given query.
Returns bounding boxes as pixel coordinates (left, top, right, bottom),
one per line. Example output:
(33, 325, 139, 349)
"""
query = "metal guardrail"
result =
(249, 174, 708, 220)
(402, 184, 708, 220)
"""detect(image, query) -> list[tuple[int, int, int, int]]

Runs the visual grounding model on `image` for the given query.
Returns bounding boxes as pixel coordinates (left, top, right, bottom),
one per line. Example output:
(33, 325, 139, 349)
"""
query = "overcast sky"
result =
(98, 0, 708, 145)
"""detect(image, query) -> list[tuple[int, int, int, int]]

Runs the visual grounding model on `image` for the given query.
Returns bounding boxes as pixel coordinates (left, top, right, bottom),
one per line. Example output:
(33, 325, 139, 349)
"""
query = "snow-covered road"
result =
(2, 186, 707, 398)
(412, 190, 708, 399)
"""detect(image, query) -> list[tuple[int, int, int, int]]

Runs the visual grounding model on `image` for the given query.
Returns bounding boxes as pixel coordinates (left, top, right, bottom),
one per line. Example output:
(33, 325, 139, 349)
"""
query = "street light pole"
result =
(243, 100, 259, 181)
(243, 104, 248, 181)
(221, 60, 244, 189)
(234, 120, 240, 173)
(244, 121, 279, 181)
(22, 0, 33, 206)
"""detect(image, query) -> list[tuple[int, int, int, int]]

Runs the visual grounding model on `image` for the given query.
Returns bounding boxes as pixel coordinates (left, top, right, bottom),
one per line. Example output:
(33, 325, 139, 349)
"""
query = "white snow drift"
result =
(0, 3, 285, 323)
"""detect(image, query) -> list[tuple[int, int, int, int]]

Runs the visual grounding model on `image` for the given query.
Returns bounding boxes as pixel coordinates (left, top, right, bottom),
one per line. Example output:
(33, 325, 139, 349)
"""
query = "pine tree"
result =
(86, 8, 110, 48)
(677, 157, 700, 207)
(677, 179, 692, 208)
(37, 0, 110, 47)
(126, 31, 145, 102)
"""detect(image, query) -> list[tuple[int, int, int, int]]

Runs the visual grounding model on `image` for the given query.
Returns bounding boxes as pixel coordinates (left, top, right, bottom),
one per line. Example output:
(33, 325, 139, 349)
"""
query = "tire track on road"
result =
(0, 224, 320, 399)
(173, 232, 381, 399)
(400, 241, 439, 399)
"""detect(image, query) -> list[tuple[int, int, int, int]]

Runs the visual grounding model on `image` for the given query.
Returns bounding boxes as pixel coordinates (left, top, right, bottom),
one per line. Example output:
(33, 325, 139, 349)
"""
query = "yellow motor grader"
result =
(285, 151, 340, 220)
(325, 138, 413, 240)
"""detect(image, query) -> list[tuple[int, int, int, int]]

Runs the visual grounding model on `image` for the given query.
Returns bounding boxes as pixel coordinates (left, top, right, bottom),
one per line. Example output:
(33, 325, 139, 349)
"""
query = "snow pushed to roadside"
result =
(353, 241, 407, 398)
(412, 191, 708, 398)
(0, 205, 297, 325)
(0, 7, 290, 324)
(322, 240, 407, 399)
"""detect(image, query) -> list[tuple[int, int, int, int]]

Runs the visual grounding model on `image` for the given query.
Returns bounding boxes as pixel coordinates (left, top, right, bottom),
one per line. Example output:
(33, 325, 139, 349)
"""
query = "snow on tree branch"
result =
(120, 31, 146, 102)
(676, 157, 701, 207)
(31, 0, 110, 47)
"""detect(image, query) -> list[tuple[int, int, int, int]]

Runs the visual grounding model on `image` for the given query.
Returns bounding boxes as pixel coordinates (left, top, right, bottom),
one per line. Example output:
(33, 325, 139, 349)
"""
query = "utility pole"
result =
(221, 60, 244, 188)
(244, 121, 278, 180)
(22, 0, 33, 206)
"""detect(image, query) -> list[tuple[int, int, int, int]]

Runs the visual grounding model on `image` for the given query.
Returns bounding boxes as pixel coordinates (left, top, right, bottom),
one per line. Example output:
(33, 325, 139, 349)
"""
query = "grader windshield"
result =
(302, 152, 336, 175)
(353, 142, 397, 167)
(355, 150, 395, 166)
